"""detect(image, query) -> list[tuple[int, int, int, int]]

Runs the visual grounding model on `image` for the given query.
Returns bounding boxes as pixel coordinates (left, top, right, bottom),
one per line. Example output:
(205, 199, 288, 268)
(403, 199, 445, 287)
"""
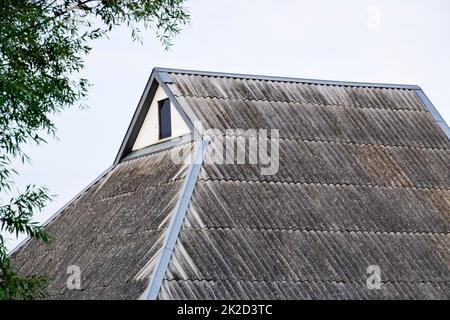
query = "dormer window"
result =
(158, 98, 171, 139)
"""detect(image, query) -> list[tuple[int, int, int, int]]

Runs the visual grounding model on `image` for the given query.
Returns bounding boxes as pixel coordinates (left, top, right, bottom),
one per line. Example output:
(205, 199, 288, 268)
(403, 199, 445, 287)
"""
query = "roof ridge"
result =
(155, 67, 421, 90)
(183, 225, 450, 237)
(198, 177, 450, 192)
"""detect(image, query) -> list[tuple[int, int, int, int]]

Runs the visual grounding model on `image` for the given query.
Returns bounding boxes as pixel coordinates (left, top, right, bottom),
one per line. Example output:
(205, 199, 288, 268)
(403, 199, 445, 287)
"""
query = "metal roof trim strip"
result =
(155, 70, 200, 131)
(415, 89, 450, 139)
(120, 133, 193, 163)
(113, 69, 159, 165)
(144, 136, 210, 300)
(154, 67, 421, 90)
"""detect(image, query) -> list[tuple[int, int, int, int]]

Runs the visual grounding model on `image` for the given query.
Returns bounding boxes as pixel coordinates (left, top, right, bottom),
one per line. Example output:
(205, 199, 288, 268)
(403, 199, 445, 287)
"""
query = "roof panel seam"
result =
(12, 228, 164, 259)
(180, 225, 450, 237)
(78, 179, 184, 205)
(174, 93, 428, 113)
(204, 133, 450, 152)
(162, 278, 450, 285)
(197, 177, 450, 192)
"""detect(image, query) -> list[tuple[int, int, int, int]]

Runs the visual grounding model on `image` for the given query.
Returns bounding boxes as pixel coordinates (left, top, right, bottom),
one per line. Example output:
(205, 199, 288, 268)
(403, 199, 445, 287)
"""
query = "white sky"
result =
(6, 0, 450, 249)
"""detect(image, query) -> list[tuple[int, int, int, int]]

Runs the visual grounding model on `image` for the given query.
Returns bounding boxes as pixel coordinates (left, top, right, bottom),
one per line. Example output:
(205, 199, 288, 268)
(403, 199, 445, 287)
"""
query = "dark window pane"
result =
(158, 99, 171, 139)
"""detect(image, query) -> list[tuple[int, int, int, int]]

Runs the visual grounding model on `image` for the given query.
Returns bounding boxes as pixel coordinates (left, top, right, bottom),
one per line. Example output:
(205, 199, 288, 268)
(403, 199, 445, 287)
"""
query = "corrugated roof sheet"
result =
(186, 180, 449, 234)
(176, 96, 450, 149)
(198, 137, 449, 188)
(167, 74, 425, 111)
(11, 69, 450, 300)
(159, 71, 450, 299)
(12, 143, 193, 299)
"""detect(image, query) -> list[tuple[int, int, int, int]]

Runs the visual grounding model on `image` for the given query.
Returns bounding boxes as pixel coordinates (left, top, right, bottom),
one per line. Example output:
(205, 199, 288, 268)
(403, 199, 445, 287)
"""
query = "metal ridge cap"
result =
(154, 67, 420, 90)
(120, 133, 193, 163)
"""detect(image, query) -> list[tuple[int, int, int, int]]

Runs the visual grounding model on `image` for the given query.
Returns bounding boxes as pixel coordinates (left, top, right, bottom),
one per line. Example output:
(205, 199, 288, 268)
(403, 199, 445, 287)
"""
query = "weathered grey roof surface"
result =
(12, 68, 450, 300)
(160, 70, 450, 299)
(13, 143, 192, 299)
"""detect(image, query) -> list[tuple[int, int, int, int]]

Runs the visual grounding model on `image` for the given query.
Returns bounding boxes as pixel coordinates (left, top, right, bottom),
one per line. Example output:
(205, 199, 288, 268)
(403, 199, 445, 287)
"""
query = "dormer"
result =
(131, 85, 190, 151)
(114, 69, 193, 163)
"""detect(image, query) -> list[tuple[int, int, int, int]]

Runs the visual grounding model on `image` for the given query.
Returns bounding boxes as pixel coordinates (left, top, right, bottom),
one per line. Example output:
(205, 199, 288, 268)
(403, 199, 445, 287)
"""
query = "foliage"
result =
(0, 0, 188, 299)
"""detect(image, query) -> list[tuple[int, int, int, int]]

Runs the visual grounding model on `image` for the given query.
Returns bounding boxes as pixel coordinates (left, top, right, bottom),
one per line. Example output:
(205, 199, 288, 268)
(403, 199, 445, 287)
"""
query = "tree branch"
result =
(1, 0, 100, 43)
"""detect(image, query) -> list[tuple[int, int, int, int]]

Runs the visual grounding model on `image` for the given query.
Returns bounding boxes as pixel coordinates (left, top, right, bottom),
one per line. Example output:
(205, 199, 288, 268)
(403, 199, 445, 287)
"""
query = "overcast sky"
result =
(6, 0, 450, 249)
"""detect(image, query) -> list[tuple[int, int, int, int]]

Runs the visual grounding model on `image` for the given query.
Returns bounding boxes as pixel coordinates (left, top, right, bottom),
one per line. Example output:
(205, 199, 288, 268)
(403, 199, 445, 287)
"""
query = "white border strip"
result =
(144, 136, 210, 300)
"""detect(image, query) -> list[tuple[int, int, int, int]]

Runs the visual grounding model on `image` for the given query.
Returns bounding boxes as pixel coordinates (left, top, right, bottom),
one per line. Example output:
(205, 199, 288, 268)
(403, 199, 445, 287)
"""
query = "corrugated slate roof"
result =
(159, 70, 450, 299)
(11, 68, 450, 300)
(13, 143, 193, 299)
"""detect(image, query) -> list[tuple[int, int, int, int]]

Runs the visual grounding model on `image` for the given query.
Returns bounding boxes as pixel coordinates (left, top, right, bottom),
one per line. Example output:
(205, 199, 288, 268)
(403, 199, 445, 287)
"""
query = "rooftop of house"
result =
(11, 68, 450, 300)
